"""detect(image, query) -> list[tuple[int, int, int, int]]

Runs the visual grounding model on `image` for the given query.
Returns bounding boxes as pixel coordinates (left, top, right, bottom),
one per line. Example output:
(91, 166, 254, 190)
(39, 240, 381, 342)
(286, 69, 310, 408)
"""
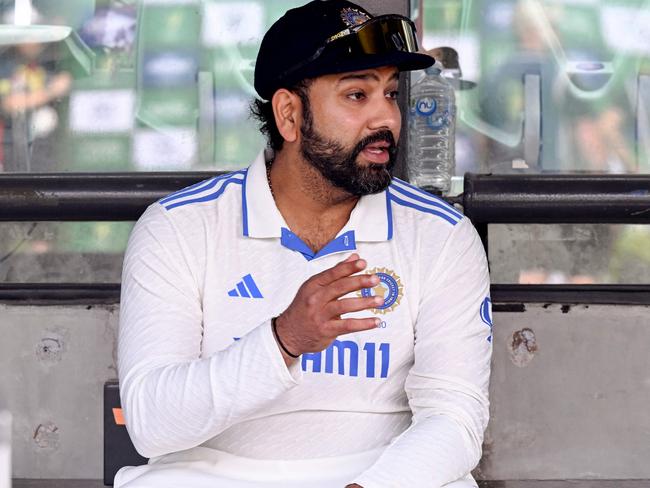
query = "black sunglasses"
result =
(280, 14, 421, 80)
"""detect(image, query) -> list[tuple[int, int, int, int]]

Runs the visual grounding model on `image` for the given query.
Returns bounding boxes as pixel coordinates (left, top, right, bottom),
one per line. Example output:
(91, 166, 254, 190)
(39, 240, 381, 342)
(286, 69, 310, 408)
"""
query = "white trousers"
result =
(115, 446, 477, 488)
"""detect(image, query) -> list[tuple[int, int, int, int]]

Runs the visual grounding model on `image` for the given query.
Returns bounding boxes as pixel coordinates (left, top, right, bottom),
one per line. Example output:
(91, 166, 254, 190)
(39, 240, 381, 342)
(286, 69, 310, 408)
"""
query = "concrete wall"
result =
(477, 303, 650, 480)
(1, 302, 649, 480)
(0, 305, 118, 479)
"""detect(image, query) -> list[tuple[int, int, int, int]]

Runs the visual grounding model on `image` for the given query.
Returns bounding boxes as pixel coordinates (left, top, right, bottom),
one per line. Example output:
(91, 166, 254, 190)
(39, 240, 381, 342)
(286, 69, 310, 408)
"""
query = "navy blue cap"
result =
(254, 0, 434, 100)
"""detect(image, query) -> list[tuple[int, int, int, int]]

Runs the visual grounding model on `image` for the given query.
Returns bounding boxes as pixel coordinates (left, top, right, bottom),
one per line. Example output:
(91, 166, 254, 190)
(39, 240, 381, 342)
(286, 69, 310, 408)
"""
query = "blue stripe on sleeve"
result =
(160, 170, 245, 205)
(159, 177, 218, 205)
(388, 192, 459, 225)
(390, 180, 463, 220)
(164, 177, 243, 210)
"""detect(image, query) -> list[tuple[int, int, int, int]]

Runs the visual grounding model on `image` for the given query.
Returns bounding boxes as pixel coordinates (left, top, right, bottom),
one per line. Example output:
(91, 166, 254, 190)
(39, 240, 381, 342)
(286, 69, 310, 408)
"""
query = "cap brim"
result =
(299, 50, 434, 80)
(265, 51, 434, 99)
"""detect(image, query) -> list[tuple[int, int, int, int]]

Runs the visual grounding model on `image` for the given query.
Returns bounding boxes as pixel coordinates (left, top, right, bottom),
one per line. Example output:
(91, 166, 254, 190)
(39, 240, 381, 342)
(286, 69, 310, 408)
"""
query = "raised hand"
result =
(273, 253, 382, 362)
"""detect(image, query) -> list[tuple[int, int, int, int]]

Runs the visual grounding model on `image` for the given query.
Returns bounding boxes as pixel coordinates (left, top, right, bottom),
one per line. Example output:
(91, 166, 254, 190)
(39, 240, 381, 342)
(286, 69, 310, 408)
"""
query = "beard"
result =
(299, 117, 397, 196)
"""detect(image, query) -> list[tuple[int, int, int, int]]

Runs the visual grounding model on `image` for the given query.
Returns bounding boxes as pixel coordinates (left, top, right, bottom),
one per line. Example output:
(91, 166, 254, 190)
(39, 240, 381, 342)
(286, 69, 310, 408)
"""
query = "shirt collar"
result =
(242, 149, 287, 238)
(242, 149, 392, 242)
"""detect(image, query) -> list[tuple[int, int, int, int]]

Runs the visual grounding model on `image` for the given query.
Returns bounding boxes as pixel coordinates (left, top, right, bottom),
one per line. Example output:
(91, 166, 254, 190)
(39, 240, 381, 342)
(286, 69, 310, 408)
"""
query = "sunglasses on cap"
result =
(280, 14, 421, 80)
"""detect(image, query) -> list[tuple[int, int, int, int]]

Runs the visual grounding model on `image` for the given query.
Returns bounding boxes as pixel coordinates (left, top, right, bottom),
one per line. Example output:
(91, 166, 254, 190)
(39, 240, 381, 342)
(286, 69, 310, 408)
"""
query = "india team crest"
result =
(340, 7, 371, 28)
(359, 267, 403, 314)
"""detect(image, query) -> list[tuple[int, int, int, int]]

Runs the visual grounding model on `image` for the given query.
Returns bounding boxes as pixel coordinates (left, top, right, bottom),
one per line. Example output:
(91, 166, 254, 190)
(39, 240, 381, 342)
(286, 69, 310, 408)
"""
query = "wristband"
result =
(271, 316, 300, 359)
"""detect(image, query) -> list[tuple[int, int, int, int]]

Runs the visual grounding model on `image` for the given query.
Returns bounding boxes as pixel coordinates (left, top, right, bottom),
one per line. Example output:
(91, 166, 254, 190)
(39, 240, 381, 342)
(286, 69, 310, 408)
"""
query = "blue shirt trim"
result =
(160, 170, 246, 206)
(163, 176, 244, 210)
(281, 228, 357, 261)
(241, 168, 250, 236)
(388, 191, 460, 225)
(281, 228, 314, 259)
(390, 179, 463, 220)
(385, 191, 394, 240)
(159, 177, 216, 205)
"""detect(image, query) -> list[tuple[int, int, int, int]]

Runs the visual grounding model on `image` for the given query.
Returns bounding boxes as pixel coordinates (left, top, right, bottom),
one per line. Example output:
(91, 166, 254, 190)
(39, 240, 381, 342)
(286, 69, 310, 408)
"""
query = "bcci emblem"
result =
(359, 267, 403, 314)
(340, 7, 371, 28)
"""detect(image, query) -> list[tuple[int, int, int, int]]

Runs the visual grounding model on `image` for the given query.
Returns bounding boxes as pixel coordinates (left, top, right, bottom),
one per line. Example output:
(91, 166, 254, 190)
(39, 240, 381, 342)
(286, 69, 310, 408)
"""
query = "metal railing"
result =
(2, 172, 650, 305)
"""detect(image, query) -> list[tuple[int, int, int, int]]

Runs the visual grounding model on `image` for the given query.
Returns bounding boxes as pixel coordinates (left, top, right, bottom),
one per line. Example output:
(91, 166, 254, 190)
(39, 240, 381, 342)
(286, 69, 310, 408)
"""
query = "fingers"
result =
(324, 295, 383, 317)
(342, 253, 359, 263)
(279, 254, 383, 357)
(321, 273, 379, 302)
(328, 317, 380, 335)
(312, 254, 366, 287)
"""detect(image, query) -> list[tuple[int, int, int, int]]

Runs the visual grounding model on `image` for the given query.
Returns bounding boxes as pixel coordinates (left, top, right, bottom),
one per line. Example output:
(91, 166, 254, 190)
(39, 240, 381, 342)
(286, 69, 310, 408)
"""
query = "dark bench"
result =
(103, 381, 147, 485)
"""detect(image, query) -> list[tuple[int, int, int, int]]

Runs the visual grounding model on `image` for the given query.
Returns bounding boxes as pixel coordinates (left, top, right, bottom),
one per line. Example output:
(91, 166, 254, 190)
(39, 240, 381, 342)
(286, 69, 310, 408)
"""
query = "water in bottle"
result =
(408, 63, 456, 194)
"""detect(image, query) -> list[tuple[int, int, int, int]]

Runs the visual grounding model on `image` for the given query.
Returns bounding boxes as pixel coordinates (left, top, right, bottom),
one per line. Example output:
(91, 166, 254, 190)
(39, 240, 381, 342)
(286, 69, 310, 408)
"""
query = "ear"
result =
(272, 89, 301, 144)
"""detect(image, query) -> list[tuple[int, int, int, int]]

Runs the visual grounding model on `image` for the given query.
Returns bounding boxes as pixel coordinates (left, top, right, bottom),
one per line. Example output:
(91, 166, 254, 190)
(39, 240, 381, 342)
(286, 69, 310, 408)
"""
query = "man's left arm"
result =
(353, 218, 492, 488)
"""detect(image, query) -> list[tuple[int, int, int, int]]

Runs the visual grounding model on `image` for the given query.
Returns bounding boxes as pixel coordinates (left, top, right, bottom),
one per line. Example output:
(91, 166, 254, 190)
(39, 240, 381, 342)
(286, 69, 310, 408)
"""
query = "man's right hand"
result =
(273, 253, 382, 362)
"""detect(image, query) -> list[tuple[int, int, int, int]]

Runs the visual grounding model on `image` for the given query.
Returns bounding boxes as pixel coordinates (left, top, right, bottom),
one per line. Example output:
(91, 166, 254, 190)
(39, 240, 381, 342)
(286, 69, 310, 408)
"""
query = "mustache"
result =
(354, 130, 397, 156)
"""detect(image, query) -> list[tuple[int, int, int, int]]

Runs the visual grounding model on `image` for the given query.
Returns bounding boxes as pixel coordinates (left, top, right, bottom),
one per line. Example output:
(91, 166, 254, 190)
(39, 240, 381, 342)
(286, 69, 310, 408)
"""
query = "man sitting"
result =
(116, 1, 492, 486)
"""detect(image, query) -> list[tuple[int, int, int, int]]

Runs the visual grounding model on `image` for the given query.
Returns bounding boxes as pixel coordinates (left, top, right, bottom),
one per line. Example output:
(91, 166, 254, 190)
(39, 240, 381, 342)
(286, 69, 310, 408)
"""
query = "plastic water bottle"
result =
(408, 62, 456, 194)
(0, 410, 10, 488)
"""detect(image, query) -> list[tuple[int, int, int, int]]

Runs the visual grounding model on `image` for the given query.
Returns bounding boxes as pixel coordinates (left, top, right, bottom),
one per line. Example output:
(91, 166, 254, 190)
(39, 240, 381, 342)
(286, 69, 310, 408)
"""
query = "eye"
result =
(386, 90, 399, 100)
(347, 91, 366, 101)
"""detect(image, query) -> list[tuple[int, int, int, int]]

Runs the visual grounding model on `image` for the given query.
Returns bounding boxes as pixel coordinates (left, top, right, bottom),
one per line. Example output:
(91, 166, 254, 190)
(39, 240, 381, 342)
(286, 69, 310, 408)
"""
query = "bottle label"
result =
(414, 96, 451, 130)
(415, 97, 437, 116)
(426, 110, 451, 130)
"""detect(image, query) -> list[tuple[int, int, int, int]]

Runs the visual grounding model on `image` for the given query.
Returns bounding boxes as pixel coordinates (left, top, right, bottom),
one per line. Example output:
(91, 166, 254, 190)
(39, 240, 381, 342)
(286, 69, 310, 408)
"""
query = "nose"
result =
(368, 95, 401, 140)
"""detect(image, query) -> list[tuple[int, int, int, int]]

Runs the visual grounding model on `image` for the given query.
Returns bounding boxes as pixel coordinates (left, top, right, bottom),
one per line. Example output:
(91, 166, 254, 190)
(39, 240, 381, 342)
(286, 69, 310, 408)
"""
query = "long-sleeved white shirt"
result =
(118, 150, 492, 487)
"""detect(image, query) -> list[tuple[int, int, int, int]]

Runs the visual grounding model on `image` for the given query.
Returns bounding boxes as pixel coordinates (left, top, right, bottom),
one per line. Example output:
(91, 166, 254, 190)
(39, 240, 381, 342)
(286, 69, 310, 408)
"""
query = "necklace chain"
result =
(266, 162, 275, 199)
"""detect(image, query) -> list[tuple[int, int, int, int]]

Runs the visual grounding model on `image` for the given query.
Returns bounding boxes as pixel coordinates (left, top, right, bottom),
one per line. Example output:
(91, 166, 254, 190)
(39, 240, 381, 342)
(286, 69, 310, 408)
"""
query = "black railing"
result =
(2, 172, 650, 305)
(0, 173, 223, 221)
(460, 173, 650, 224)
(3, 172, 650, 222)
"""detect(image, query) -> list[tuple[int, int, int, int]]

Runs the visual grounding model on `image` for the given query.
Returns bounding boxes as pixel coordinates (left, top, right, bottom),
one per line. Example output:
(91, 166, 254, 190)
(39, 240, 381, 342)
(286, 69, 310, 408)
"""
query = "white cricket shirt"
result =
(118, 150, 492, 487)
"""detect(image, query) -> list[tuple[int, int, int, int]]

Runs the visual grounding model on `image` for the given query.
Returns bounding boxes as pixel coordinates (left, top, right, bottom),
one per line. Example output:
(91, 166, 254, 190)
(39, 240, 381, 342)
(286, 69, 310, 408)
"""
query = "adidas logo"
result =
(228, 274, 263, 299)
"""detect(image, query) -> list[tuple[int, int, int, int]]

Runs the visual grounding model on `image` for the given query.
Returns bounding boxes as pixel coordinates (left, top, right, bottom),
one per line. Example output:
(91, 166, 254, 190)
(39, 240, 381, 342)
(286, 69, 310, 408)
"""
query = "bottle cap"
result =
(427, 46, 476, 90)
(425, 59, 443, 75)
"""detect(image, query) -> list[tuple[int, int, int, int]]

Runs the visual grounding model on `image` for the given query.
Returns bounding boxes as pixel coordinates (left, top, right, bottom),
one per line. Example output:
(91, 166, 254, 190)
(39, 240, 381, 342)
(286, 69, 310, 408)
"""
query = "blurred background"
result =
(0, 0, 649, 286)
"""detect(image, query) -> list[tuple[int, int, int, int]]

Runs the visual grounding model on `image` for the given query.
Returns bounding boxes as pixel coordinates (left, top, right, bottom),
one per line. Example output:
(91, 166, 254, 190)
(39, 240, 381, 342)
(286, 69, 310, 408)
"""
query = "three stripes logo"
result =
(228, 274, 264, 299)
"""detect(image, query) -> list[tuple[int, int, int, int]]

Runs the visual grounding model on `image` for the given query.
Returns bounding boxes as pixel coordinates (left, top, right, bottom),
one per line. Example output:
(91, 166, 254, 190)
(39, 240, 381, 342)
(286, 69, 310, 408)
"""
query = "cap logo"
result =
(340, 7, 371, 28)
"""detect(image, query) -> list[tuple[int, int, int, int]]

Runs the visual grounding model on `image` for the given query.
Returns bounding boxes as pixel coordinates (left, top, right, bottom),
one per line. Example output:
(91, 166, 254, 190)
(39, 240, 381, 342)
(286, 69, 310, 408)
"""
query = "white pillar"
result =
(14, 0, 34, 26)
